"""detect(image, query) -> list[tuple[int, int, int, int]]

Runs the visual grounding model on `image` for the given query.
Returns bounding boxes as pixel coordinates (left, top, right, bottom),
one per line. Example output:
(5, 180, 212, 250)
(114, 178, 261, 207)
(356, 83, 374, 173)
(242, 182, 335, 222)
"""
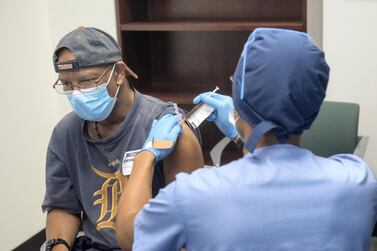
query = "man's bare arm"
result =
(116, 117, 202, 250)
(46, 209, 81, 251)
(163, 122, 204, 183)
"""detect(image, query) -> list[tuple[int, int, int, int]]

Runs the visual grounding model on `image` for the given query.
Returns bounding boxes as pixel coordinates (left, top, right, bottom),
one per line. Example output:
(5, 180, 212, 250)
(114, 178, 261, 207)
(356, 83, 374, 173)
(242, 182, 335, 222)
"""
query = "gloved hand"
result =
(143, 114, 182, 162)
(193, 92, 238, 139)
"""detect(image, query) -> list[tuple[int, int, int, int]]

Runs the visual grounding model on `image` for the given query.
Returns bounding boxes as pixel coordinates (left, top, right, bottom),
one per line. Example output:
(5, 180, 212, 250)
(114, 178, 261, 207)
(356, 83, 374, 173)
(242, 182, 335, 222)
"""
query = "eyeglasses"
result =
(53, 64, 114, 95)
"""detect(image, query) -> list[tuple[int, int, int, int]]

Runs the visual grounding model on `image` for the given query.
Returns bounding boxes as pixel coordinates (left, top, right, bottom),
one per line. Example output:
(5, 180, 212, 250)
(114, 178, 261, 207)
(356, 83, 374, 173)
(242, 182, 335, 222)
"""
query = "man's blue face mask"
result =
(67, 64, 119, 121)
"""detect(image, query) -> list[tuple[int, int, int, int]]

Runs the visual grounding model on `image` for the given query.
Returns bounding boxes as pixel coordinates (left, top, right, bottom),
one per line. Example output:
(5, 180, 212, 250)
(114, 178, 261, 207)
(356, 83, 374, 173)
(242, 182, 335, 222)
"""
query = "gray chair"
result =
(301, 101, 368, 158)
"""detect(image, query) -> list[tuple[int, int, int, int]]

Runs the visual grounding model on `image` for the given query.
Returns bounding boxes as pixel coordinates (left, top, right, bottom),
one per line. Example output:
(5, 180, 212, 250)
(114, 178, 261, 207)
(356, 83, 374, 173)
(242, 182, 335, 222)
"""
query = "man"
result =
(116, 28, 377, 251)
(42, 27, 203, 251)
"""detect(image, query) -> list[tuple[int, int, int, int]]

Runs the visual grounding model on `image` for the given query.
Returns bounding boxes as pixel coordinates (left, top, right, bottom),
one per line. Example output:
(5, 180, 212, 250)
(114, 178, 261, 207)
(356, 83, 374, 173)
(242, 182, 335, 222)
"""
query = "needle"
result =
(184, 86, 220, 120)
(208, 86, 220, 97)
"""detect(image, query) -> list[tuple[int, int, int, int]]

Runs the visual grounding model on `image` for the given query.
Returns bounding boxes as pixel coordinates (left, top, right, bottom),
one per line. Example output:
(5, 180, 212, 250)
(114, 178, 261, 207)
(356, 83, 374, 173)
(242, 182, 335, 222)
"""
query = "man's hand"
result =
(142, 114, 182, 161)
(193, 93, 238, 139)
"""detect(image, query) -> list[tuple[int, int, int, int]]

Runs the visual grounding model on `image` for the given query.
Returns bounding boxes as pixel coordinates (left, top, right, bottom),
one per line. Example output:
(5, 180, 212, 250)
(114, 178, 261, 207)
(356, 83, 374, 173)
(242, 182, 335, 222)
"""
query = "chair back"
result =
(301, 101, 359, 157)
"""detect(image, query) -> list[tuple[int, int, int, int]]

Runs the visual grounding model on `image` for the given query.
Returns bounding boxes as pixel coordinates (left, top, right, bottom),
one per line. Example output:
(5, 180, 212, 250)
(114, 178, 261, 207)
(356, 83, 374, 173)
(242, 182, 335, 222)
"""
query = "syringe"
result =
(185, 86, 220, 128)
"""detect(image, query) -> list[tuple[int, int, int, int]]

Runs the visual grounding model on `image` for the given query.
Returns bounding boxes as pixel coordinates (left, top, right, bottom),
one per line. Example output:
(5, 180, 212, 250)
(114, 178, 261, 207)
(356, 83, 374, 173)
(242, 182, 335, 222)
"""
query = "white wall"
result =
(307, 0, 323, 48)
(0, 0, 116, 249)
(323, 0, 377, 172)
(0, 0, 57, 250)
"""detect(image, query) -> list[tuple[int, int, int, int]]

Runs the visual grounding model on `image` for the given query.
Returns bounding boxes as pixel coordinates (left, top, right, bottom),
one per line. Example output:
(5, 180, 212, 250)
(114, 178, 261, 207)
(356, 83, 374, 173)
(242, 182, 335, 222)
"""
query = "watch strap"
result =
(45, 238, 71, 251)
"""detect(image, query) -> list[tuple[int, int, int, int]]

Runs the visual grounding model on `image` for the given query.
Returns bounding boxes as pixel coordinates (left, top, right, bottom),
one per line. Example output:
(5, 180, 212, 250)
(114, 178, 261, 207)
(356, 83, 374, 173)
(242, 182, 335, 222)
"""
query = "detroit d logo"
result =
(92, 166, 125, 230)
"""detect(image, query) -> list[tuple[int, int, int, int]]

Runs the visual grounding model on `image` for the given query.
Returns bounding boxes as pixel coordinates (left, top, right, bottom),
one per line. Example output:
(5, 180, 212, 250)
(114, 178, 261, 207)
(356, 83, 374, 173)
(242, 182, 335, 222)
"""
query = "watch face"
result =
(45, 239, 56, 250)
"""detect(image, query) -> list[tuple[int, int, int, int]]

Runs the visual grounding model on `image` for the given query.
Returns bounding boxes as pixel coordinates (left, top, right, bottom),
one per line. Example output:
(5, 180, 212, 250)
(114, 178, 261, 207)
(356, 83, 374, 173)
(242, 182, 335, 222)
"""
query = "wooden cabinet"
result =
(115, 0, 307, 164)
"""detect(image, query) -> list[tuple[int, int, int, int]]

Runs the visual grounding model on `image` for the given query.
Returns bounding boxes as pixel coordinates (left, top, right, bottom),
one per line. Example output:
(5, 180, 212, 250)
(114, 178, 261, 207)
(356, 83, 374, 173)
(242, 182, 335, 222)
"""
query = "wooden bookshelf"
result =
(115, 0, 307, 165)
(142, 90, 202, 105)
(120, 21, 304, 31)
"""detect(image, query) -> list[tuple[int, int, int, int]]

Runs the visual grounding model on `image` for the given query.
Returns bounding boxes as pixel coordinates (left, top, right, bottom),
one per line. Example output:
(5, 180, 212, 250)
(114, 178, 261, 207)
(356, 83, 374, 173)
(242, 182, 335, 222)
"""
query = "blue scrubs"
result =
(133, 145, 377, 251)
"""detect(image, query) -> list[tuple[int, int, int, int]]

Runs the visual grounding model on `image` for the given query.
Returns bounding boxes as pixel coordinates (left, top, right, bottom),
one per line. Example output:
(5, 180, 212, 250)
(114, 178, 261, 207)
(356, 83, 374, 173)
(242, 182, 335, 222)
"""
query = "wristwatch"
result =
(45, 238, 71, 251)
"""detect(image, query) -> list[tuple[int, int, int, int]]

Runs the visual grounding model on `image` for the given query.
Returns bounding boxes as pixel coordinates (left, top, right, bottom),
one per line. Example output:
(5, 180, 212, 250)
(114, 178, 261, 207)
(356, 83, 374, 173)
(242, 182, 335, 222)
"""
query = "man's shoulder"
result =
(140, 92, 174, 111)
(55, 111, 82, 132)
(50, 112, 82, 145)
(132, 92, 177, 126)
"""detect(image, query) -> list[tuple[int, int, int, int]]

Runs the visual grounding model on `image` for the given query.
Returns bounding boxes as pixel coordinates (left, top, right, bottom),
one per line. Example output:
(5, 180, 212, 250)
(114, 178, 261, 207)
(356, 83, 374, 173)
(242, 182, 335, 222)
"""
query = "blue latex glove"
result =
(193, 92, 238, 139)
(143, 114, 182, 162)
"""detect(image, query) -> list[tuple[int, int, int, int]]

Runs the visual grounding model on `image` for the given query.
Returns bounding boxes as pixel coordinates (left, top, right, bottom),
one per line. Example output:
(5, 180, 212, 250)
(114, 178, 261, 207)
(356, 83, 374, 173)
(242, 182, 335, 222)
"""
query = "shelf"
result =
(139, 84, 231, 105)
(141, 90, 199, 105)
(120, 21, 304, 31)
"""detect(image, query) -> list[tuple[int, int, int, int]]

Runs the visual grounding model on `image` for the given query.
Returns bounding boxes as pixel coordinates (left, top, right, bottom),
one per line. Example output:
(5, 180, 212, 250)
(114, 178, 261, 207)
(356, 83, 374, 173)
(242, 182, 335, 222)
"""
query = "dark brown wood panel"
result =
(131, 31, 250, 97)
(117, 0, 305, 23)
(121, 31, 152, 89)
(147, 0, 304, 22)
(116, 0, 149, 23)
(121, 21, 304, 31)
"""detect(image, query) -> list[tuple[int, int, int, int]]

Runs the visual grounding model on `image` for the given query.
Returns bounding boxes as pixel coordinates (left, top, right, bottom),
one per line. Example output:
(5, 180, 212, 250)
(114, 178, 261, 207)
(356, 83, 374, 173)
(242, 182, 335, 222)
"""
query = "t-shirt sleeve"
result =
(155, 103, 177, 119)
(41, 132, 82, 214)
(155, 103, 202, 146)
(133, 181, 186, 251)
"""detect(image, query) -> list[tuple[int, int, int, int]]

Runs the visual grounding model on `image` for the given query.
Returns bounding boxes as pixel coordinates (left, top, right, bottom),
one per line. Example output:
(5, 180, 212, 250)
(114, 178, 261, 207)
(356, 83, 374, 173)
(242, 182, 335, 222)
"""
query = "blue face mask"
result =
(67, 64, 120, 121)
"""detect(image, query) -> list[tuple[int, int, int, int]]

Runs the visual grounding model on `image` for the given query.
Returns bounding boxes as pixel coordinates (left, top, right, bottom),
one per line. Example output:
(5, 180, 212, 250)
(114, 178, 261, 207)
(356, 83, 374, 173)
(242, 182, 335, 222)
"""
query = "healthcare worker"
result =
(116, 28, 377, 251)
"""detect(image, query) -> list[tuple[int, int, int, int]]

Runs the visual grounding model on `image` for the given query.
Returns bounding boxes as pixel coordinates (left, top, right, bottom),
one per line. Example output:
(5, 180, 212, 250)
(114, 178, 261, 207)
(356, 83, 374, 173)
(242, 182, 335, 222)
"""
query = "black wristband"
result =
(45, 238, 71, 251)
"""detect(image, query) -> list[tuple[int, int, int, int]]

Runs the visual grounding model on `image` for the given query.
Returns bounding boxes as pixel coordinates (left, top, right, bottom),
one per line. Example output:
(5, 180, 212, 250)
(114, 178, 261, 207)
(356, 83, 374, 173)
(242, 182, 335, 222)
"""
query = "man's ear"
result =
(115, 61, 138, 85)
(114, 61, 127, 85)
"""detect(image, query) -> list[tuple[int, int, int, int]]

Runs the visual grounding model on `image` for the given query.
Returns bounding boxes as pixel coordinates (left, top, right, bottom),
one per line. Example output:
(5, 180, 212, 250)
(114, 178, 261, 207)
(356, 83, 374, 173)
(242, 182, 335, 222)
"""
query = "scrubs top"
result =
(133, 144, 377, 251)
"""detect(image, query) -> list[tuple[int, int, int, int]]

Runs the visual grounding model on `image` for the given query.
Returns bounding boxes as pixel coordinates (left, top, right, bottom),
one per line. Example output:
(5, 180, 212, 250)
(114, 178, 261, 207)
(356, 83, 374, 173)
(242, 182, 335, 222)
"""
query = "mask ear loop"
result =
(113, 83, 121, 98)
(107, 64, 121, 98)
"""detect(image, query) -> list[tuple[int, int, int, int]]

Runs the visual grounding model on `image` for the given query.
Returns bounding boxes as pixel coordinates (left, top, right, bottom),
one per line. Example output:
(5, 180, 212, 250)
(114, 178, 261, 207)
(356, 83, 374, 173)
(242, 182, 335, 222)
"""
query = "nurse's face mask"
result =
(54, 64, 119, 121)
